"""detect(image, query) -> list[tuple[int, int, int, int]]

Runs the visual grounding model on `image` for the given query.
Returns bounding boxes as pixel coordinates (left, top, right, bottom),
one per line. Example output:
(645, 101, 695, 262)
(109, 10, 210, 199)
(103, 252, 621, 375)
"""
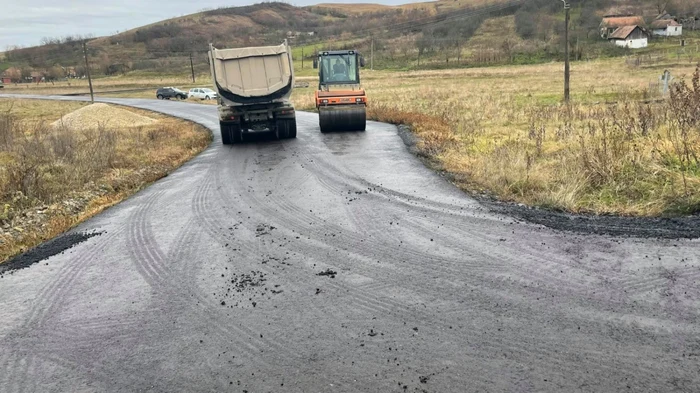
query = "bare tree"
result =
(501, 38, 517, 63)
(653, 0, 670, 14)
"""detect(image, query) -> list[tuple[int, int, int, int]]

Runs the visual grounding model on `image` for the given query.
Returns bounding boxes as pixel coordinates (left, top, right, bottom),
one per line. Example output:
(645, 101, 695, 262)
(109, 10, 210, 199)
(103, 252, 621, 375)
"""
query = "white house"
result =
(608, 26, 648, 49)
(651, 19, 682, 36)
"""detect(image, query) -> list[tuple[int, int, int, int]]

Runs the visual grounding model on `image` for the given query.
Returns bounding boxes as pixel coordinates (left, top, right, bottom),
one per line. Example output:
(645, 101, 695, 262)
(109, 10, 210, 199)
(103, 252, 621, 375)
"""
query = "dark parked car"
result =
(156, 87, 187, 100)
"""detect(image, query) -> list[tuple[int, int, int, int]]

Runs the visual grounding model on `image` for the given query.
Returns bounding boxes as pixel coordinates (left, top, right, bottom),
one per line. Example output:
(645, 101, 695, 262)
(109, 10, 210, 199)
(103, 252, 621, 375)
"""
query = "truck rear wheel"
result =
(231, 124, 242, 143)
(275, 120, 288, 139)
(220, 123, 242, 145)
(220, 123, 232, 145)
(287, 119, 297, 139)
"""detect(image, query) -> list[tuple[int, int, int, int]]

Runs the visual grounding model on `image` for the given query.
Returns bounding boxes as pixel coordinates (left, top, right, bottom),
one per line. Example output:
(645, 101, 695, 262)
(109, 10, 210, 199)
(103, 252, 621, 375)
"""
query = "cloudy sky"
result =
(1, 1, 421, 49)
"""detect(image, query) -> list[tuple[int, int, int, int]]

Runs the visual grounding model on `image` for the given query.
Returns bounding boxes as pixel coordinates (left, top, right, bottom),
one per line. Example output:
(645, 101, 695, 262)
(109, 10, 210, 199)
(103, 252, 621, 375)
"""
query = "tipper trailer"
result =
(209, 41, 297, 144)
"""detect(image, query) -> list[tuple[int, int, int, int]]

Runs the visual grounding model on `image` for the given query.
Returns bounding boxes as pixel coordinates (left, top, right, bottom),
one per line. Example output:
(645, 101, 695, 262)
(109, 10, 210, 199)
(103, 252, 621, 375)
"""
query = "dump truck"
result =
(314, 50, 367, 133)
(209, 41, 297, 144)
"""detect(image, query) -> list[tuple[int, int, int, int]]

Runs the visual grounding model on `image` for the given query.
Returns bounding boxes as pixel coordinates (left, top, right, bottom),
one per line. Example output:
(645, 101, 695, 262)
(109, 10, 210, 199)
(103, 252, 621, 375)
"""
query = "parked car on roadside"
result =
(188, 87, 218, 100)
(156, 87, 187, 100)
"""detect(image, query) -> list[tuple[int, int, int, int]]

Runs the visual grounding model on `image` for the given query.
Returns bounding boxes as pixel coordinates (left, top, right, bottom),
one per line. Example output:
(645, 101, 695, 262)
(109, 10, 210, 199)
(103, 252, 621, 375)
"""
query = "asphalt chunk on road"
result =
(316, 269, 337, 278)
(0, 231, 102, 275)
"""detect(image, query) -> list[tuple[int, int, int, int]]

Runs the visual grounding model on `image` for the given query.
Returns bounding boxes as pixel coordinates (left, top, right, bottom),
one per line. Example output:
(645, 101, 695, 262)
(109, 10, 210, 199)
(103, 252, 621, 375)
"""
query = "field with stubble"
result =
(0, 99, 211, 263)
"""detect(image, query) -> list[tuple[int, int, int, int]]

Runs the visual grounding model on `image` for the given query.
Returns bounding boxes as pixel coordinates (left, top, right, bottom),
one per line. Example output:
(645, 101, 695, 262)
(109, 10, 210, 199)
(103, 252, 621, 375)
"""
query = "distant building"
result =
(1, 67, 21, 83)
(64, 67, 77, 78)
(286, 31, 316, 39)
(651, 19, 682, 36)
(29, 71, 44, 83)
(608, 26, 648, 49)
(600, 15, 645, 38)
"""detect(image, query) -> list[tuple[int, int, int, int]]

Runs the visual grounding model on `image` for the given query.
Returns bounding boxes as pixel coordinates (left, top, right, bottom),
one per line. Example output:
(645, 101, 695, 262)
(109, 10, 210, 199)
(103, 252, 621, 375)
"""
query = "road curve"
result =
(0, 95, 698, 392)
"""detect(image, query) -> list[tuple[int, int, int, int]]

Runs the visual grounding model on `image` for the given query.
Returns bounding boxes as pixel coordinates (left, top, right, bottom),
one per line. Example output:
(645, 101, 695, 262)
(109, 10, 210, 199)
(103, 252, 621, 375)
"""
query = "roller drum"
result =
(319, 106, 366, 133)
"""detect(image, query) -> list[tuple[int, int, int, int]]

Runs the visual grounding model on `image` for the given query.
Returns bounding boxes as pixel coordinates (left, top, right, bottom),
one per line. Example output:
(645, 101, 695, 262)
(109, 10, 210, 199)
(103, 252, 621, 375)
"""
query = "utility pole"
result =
(189, 53, 196, 83)
(82, 41, 94, 103)
(370, 37, 374, 70)
(562, 0, 570, 103)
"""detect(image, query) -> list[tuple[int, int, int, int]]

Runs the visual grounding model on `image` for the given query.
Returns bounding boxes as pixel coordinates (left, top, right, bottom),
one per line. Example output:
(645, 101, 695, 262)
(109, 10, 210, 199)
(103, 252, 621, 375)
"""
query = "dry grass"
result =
(0, 99, 211, 263)
(292, 57, 700, 216)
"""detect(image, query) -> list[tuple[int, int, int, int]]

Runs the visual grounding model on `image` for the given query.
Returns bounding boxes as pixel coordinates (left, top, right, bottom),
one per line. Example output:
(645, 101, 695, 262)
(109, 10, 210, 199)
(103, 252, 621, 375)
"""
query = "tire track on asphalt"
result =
(190, 173, 304, 364)
(308, 147, 679, 310)
(42, 352, 152, 391)
(302, 149, 612, 295)
(617, 258, 700, 295)
(291, 238, 666, 383)
(121, 181, 290, 365)
(215, 147, 664, 382)
(201, 132, 687, 384)
(238, 150, 497, 272)
(0, 228, 124, 393)
(125, 186, 272, 362)
(212, 156, 453, 348)
(400, 214, 596, 293)
(127, 191, 170, 288)
(2, 195, 171, 392)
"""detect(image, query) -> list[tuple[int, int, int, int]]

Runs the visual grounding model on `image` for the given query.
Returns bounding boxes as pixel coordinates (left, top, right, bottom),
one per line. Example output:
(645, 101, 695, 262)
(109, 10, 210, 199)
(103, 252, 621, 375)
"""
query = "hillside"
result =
(0, 0, 520, 77)
(1, 0, 699, 80)
(311, 0, 507, 14)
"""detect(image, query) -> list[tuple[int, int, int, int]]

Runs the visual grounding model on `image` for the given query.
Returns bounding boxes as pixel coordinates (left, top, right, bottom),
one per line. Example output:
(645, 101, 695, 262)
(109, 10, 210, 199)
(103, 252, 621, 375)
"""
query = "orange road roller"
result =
(314, 50, 367, 133)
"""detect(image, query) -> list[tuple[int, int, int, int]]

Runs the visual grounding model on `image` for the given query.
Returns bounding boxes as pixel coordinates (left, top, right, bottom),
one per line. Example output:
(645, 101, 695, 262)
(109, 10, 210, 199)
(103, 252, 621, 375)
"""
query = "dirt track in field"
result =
(0, 95, 698, 392)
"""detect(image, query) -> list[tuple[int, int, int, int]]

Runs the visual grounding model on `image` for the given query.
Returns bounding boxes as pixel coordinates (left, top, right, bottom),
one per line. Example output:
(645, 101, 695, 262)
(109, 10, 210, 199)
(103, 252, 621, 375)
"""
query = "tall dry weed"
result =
(1, 120, 119, 204)
(668, 65, 700, 195)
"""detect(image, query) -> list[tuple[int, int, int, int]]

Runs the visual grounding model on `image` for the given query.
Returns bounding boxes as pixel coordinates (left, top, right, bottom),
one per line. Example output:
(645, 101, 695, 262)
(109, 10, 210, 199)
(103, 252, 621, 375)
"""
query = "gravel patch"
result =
(51, 103, 156, 129)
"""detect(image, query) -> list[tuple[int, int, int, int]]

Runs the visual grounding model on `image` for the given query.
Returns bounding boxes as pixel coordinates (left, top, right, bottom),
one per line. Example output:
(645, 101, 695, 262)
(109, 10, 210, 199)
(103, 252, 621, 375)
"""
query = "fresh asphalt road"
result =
(0, 96, 698, 392)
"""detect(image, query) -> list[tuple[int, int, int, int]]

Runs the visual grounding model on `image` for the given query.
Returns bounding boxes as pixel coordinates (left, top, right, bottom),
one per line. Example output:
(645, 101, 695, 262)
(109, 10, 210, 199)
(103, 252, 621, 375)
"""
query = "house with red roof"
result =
(600, 15, 645, 38)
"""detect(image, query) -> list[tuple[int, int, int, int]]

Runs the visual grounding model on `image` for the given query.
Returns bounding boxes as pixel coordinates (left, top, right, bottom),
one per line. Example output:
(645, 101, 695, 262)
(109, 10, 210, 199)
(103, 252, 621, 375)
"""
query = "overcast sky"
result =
(1, 0, 421, 49)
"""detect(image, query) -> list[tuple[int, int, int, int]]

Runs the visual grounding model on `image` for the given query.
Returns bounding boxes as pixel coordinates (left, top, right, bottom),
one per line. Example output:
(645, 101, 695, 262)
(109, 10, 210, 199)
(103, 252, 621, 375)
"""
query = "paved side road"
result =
(0, 95, 698, 392)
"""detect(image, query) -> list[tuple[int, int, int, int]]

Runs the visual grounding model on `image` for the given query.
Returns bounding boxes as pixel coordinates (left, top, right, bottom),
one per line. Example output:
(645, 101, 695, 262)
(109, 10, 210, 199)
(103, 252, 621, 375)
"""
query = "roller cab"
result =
(314, 50, 367, 133)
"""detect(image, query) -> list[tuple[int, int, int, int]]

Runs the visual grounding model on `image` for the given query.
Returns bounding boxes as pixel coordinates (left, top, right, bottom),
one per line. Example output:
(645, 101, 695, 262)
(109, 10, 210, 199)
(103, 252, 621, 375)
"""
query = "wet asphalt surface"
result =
(0, 95, 699, 392)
